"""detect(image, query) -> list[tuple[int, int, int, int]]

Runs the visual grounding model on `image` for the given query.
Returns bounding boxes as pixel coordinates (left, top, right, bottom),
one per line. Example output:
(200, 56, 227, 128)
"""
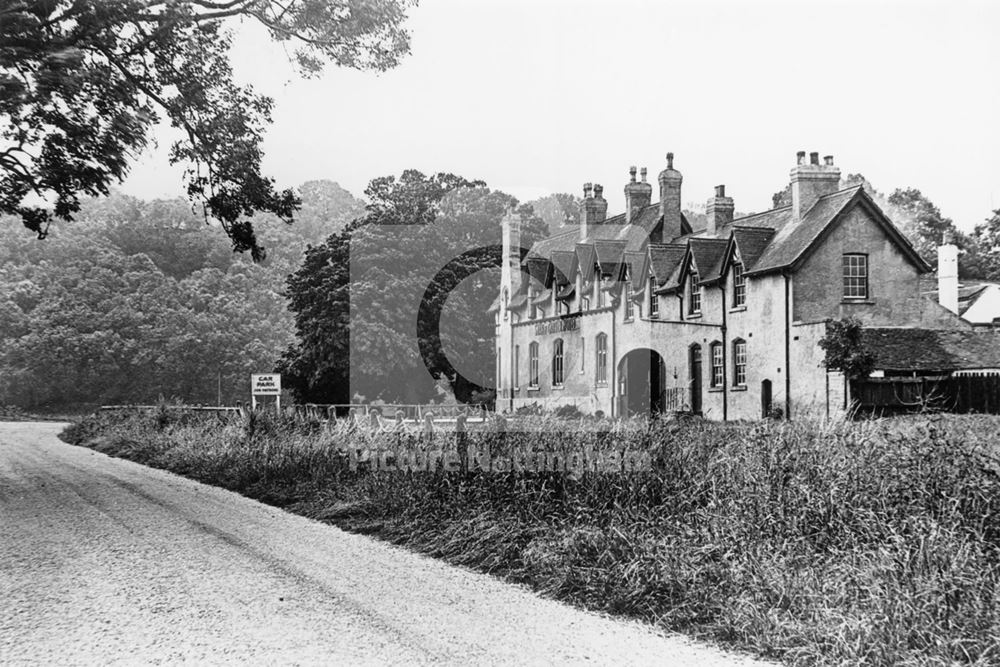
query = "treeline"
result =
(0, 181, 363, 411)
(3, 168, 996, 413)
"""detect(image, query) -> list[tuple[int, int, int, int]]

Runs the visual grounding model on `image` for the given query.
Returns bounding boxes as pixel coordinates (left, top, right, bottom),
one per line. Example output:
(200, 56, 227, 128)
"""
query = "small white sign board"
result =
(251, 374, 281, 410)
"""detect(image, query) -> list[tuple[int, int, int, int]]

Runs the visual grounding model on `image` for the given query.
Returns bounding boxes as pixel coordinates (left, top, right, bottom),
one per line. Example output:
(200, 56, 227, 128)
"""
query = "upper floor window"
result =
(596, 278, 606, 308)
(552, 339, 564, 386)
(581, 296, 591, 312)
(528, 342, 539, 388)
(732, 262, 746, 308)
(527, 284, 537, 319)
(649, 277, 659, 318)
(595, 333, 608, 385)
(710, 342, 724, 387)
(558, 300, 570, 316)
(843, 254, 868, 300)
(733, 339, 747, 387)
(688, 270, 701, 316)
(513, 345, 520, 390)
(624, 280, 634, 319)
(579, 336, 586, 373)
(502, 287, 509, 320)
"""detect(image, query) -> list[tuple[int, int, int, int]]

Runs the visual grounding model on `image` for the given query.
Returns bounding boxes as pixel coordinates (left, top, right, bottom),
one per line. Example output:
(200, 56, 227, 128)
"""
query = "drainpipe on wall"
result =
(610, 308, 617, 418)
(784, 272, 792, 420)
(509, 331, 514, 413)
(721, 284, 728, 422)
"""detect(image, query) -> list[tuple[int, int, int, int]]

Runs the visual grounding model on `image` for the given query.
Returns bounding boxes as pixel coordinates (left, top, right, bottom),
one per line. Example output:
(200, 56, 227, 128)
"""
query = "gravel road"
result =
(0, 421, 771, 666)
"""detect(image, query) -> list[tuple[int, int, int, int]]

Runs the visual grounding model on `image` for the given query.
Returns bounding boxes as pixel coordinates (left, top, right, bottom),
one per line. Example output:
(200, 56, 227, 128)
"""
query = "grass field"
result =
(62, 410, 1000, 666)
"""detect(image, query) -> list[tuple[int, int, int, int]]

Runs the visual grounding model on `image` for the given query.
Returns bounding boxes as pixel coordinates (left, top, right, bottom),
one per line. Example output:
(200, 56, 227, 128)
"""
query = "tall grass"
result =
(62, 411, 1000, 666)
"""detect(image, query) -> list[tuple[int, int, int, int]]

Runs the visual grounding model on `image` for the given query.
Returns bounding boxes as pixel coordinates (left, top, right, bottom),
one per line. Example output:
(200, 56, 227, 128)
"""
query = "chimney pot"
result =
(797, 151, 806, 165)
(810, 152, 820, 165)
(593, 183, 604, 198)
(629, 166, 637, 183)
(666, 152, 674, 169)
(640, 167, 647, 183)
(583, 182, 593, 198)
(824, 155, 834, 166)
(715, 184, 725, 197)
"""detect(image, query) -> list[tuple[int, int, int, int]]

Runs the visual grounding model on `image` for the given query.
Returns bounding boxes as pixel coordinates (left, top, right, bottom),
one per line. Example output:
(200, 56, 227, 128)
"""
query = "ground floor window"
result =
(733, 339, 747, 387)
(710, 342, 723, 387)
(552, 338, 564, 386)
(529, 341, 539, 387)
(595, 333, 608, 384)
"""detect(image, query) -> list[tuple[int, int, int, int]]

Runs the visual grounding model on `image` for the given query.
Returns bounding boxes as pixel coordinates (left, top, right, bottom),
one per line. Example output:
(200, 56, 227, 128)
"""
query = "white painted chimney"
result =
(938, 238, 959, 314)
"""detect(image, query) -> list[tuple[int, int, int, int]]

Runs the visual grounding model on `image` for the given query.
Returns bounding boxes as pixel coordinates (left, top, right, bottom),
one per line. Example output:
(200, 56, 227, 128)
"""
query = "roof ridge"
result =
(732, 224, 776, 232)
(731, 204, 792, 224)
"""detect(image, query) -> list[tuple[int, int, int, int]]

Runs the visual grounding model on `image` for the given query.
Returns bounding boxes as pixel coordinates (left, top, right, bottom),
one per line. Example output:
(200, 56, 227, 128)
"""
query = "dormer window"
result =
(527, 284, 536, 319)
(624, 279, 634, 319)
(688, 269, 701, 316)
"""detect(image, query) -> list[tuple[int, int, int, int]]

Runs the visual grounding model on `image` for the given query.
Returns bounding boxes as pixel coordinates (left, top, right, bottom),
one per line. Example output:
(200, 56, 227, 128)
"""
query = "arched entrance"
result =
(617, 348, 666, 417)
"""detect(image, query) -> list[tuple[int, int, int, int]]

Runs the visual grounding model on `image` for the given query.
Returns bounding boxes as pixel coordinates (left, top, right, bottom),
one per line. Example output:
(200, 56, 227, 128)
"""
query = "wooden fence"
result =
(854, 373, 1000, 415)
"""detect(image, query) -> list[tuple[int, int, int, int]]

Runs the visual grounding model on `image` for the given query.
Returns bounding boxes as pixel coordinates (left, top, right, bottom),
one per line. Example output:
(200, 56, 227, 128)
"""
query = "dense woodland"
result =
(0, 180, 363, 411)
(2, 172, 999, 412)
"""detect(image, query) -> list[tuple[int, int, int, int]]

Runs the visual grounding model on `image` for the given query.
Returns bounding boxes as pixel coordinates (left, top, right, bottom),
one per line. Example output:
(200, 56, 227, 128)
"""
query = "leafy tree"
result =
(0, 0, 413, 260)
(818, 316, 875, 407)
(971, 209, 1000, 280)
(0, 179, 362, 411)
(528, 193, 581, 235)
(279, 170, 546, 406)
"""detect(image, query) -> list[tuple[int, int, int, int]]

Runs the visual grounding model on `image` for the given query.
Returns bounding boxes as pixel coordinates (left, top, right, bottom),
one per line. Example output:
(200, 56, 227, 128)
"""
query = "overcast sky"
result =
(122, 0, 999, 231)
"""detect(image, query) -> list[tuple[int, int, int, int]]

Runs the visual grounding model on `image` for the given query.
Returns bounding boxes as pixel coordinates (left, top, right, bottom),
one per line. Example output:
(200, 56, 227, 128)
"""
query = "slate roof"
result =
(525, 257, 551, 286)
(747, 187, 862, 275)
(575, 243, 597, 282)
(688, 237, 730, 284)
(595, 240, 628, 274)
(550, 250, 577, 285)
(648, 244, 687, 287)
(747, 186, 930, 276)
(959, 284, 993, 316)
(624, 250, 649, 286)
(731, 226, 777, 268)
(862, 328, 1000, 371)
(502, 180, 929, 314)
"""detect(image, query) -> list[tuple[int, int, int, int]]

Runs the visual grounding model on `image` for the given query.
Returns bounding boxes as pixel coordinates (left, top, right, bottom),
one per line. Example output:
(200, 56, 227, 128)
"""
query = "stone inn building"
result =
(492, 151, 991, 420)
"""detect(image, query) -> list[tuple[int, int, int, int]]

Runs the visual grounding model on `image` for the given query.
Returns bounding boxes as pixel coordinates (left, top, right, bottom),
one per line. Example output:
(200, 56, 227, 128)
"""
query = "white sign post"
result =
(251, 373, 281, 411)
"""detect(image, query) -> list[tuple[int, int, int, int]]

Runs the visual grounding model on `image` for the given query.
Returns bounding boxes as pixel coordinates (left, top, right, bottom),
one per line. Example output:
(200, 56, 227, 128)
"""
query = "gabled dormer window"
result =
(688, 268, 701, 316)
(624, 279, 634, 319)
(732, 262, 745, 308)
(527, 284, 536, 319)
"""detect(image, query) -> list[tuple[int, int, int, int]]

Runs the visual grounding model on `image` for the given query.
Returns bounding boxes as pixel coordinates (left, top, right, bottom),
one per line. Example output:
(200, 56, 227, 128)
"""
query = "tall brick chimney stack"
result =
(580, 183, 594, 241)
(790, 150, 841, 221)
(624, 166, 652, 224)
(592, 184, 608, 223)
(705, 184, 734, 236)
(658, 152, 683, 238)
